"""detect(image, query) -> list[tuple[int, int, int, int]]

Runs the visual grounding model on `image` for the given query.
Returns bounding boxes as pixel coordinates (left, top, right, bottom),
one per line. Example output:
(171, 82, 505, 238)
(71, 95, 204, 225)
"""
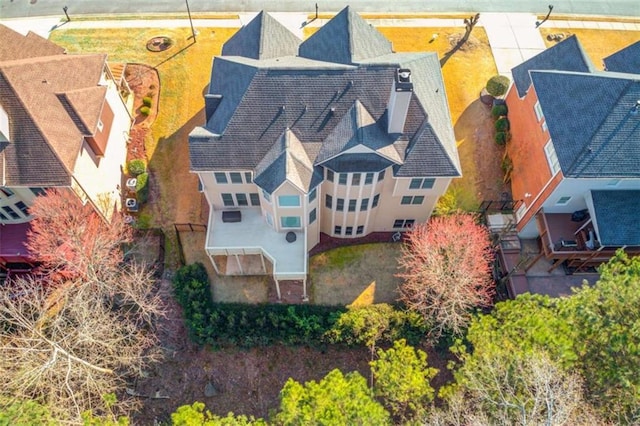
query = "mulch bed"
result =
(125, 63, 160, 163)
(309, 232, 400, 257)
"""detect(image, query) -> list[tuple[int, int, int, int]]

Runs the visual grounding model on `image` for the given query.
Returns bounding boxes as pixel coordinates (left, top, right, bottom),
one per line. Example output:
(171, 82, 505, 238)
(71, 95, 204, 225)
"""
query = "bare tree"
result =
(397, 213, 495, 337)
(0, 189, 164, 422)
(428, 352, 603, 426)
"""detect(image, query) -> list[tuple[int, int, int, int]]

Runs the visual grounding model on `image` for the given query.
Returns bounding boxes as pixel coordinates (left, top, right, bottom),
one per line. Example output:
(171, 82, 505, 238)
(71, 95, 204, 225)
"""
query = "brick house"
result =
(505, 36, 640, 272)
(0, 25, 133, 270)
(189, 7, 461, 299)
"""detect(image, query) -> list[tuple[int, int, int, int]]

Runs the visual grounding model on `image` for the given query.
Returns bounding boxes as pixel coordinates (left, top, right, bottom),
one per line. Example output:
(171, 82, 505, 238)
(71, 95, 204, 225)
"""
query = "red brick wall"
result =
(506, 85, 562, 231)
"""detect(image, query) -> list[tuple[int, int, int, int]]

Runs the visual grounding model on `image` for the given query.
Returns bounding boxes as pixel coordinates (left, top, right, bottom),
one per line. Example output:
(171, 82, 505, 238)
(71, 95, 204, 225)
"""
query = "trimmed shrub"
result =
(491, 104, 508, 119)
(127, 159, 146, 176)
(135, 172, 149, 204)
(486, 75, 510, 97)
(495, 117, 510, 132)
(501, 156, 513, 174)
(171, 263, 425, 348)
(140, 106, 151, 116)
(142, 96, 153, 107)
(495, 131, 508, 146)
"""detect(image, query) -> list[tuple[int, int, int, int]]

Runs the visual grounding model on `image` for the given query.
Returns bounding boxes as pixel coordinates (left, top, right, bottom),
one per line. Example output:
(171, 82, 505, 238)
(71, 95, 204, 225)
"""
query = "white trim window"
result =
(281, 216, 301, 228)
(556, 196, 571, 206)
(278, 195, 300, 207)
(534, 101, 544, 122)
(544, 139, 560, 175)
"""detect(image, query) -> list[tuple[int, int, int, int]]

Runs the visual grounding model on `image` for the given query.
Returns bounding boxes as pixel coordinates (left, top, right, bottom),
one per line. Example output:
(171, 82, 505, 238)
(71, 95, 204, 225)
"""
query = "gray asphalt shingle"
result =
(604, 41, 640, 75)
(591, 190, 640, 246)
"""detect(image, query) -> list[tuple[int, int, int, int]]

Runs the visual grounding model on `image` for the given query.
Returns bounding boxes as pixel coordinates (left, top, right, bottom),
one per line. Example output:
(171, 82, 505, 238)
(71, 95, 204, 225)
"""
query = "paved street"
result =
(1, 0, 639, 19)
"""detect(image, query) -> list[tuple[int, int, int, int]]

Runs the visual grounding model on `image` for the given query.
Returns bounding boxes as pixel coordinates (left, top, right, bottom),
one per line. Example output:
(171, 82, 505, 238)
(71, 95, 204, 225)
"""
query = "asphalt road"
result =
(0, 0, 638, 18)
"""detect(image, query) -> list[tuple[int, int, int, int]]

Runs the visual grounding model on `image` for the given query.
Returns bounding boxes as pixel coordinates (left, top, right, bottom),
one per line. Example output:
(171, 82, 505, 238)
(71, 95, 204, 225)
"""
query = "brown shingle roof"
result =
(0, 26, 110, 186)
(0, 25, 66, 61)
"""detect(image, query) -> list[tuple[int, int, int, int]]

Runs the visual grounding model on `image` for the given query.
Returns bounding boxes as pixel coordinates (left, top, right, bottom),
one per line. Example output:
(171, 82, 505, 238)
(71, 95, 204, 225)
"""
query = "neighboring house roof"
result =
(511, 35, 593, 97)
(591, 190, 640, 246)
(190, 8, 460, 191)
(604, 41, 640, 74)
(0, 25, 65, 61)
(221, 11, 301, 60)
(0, 25, 109, 186)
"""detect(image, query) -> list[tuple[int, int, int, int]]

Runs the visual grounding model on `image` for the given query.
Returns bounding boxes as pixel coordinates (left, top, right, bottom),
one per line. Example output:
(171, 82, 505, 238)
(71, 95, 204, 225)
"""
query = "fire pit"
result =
(146, 36, 174, 52)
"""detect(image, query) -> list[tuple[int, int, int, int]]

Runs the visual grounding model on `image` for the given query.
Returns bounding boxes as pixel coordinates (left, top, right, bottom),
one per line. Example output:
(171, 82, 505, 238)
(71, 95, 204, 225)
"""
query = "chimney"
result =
(387, 68, 413, 134)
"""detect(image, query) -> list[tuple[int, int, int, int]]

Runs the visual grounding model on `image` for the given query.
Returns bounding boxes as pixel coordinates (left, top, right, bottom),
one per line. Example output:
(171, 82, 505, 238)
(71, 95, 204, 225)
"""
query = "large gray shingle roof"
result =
(511, 35, 593, 98)
(190, 7, 461, 191)
(532, 71, 640, 178)
(604, 41, 640, 75)
(298, 6, 392, 65)
(591, 190, 640, 246)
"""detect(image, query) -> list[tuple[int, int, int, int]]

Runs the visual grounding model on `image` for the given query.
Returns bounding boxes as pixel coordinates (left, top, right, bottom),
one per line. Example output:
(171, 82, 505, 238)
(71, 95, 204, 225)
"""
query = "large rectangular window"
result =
(327, 169, 334, 182)
(393, 219, 415, 229)
(309, 188, 317, 202)
(262, 189, 271, 203)
(348, 199, 357, 212)
(534, 101, 544, 122)
(221, 193, 234, 207)
(214, 172, 228, 184)
(409, 178, 435, 189)
(309, 208, 317, 224)
(230, 172, 243, 184)
(2, 206, 19, 220)
(352, 174, 361, 186)
(15, 201, 29, 216)
(244, 172, 252, 183)
(356, 225, 364, 235)
(336, 198, 345, 212)
(281, 216, 301, 228)
(278, 195, 300, 207)
(361, 198, 369, 211)
(235, 193, 248, 206)
(544, 139, 560, 175)
(0, 187, 15, 197)
(345, 226, 353, 235)
(325, 194, 333, 209)
(338, 173, 348, 185)
(365, 173, 374, 185)
(378, 170, 386, 182)
(372, 194, 380, 208)
(30, 187, 46, 197)
(250, 193, 260, 206)
(334, 226, 342, 235)
(401, 196, 424, 205)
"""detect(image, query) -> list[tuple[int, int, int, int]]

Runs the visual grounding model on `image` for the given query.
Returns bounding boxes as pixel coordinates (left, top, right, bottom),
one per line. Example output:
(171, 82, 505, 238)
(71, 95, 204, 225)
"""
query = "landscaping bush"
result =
(135, 172, 149, 204)
(142, 96, 153, 107)
(491, 104, 508, 119)
(495, 117, 510, 132)
(140, 106, 151, 116)
(485, 75, 510, 97)
(172, 263, 426, 348)
(495, 131, 508, 145)
(127, 159, 146, 176)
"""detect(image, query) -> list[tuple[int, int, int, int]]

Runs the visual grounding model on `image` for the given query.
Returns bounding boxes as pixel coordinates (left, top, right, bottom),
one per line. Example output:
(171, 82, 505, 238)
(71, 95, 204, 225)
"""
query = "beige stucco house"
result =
(189, 7, 461, 299)
(0, 25, 133, 269)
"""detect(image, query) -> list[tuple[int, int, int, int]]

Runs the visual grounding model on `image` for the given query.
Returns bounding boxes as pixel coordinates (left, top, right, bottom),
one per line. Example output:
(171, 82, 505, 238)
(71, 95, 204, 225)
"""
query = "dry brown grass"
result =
(540, 29, 640, 66)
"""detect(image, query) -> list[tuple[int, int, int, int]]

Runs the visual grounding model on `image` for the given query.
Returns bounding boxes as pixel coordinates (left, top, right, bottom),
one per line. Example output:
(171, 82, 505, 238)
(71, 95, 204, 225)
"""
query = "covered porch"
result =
(205, 208, 308, 301)
(533, 190, 640, 273)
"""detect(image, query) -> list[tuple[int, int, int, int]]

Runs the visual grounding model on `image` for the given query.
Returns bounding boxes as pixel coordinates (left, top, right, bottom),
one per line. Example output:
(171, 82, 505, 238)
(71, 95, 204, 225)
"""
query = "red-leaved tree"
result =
(397, 213, 495, 337)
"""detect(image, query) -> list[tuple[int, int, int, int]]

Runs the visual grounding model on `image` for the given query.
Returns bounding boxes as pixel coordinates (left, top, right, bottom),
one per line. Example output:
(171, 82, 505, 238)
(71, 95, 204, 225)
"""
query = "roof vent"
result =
(631, 100, 640, 116)
(281, 105, 286, 112)
(330, 107, 336, 114)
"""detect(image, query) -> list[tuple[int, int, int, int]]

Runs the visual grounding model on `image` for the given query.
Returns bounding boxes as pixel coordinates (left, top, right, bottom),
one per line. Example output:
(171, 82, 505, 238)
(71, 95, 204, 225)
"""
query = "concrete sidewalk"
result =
(2, 12, 639, 83)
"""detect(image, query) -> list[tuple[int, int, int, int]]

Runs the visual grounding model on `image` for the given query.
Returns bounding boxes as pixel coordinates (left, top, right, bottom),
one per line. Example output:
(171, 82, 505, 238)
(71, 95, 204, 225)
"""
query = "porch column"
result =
(209, 255, 220, 274)
(274, 277, 282, 301)
(302, 277, 309, 302)
(260, 253, 267, 274)
(235, 254, 243, 275)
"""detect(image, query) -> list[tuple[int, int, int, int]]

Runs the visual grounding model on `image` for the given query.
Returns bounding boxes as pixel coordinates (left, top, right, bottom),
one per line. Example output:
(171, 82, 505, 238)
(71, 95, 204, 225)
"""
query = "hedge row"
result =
(172, 263, 427, 348)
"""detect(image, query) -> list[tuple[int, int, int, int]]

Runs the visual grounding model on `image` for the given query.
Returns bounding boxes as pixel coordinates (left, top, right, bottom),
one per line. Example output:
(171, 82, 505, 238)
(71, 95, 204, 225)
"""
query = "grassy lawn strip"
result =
(71, 13, 239, 21)
(540, 29, 640, 65)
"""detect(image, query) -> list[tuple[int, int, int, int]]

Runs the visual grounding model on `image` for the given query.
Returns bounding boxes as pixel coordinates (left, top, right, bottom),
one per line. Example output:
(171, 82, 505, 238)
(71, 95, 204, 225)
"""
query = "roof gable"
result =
(0, 25, 65, 61)
(299, 6, 392, 65)
(604, 40, 640, 75)
(512, 35, 593, 97)
(221, 11, 300, 60)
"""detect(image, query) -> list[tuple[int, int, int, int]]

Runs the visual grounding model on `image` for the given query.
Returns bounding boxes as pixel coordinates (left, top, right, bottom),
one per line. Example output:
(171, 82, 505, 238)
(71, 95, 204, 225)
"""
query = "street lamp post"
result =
(535, 5, 554, 28)
(62, 6, 70, 22)
(185, 0, 196, 42)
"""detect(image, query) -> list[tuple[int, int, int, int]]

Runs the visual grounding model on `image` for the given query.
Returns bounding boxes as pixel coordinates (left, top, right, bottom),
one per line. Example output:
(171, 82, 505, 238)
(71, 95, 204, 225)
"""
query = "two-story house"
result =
(506, 36, 640, 273)
(189, 7, 461, 299)
(0, 25, 133, 271)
